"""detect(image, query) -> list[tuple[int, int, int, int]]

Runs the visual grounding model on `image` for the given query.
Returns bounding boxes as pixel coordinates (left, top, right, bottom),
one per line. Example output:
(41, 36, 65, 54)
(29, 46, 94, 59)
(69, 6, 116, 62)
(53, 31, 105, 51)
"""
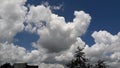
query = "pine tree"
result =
(0, 63, 12, 68)
(65, 47, 108, 68)
(94, 60, 107, 68)
(66, 47, 88, 68)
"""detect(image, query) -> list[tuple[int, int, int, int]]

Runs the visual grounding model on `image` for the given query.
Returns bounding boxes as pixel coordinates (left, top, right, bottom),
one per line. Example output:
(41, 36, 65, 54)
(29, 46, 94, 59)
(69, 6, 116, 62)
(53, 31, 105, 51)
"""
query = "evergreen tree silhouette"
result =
(65, 47, 108, 68)
(0, 63, 12, 68)
(94, 60, 107, 68)
(66, 47, 88, 68)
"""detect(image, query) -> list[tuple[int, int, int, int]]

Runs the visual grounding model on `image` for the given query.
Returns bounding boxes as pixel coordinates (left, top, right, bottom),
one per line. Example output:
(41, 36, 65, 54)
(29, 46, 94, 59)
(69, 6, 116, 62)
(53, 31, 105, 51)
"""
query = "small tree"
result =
(66, 47, 88, 68)
(65, 47, 108, 68)
(0, 63, 12, 68)
(94, 60, 107, 68)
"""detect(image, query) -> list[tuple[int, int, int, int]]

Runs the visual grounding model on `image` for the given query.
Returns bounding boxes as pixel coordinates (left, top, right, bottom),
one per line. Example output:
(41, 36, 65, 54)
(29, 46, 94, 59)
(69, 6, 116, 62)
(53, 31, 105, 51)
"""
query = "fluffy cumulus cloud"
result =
(26, 5, 91, 52)
(0, 42, 26, 64)
(25, 4, 91, 67)
(84, 31, 120, 68)
(0, 42, 49, 66)
(55, 38, 85, 62)
(0, 0, 120, 68)
(37, 11, 91, 52)
(39, 63, 64, 68)
(0, 0, 27, 42)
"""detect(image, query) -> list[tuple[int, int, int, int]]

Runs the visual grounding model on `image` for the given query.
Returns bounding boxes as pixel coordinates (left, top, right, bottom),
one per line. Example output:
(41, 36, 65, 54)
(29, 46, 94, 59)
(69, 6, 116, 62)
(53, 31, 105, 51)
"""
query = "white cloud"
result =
(24, 5, 91, 67)
(50, 4, 63, 10)
(39, 63, 64, 68)
(84, 30, 120, 68)
(26, 5, 91, 52)
(0, 0, 27, 42)
(41, 1, 63, 10)
(55, 38, 85, 62)
(26, 5, 51, 24)
(92, 31, 119, 44)
(0, 42, 48, 65)
(0, 42, 26, 64)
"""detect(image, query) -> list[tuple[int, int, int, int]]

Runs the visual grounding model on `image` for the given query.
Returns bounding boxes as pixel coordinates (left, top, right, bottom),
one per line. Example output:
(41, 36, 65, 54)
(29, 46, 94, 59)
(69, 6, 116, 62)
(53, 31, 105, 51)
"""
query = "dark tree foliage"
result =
(94, 60, 107, 68)
(0, 63, 12, 68)
(66, 47, 89, 68)
(66, 47, 108, 68)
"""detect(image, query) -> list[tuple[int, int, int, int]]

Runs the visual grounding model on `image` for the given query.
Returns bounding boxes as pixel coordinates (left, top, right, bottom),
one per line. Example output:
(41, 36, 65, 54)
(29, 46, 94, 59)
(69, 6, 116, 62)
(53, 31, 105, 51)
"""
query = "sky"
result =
(0, 0, 120, 68)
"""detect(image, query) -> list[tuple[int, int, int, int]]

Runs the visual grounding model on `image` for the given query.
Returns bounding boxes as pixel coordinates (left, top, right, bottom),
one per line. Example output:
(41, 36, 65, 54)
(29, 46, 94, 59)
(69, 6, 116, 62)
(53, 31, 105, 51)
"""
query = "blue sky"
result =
(14, 0, 120, 49)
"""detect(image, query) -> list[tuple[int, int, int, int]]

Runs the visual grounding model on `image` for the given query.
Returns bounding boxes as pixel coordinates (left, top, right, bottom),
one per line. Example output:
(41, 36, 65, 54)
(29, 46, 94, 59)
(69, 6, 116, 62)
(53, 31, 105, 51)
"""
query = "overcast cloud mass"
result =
(0, 0, 120, 68)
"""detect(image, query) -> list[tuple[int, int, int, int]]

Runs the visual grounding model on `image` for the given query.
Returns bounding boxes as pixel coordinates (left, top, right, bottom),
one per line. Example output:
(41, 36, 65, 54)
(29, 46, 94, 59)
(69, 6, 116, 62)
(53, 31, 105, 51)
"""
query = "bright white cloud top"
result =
(0, 0, 27, 42)
(0, 0, 120, 68)
(26, 5, 91, 52)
